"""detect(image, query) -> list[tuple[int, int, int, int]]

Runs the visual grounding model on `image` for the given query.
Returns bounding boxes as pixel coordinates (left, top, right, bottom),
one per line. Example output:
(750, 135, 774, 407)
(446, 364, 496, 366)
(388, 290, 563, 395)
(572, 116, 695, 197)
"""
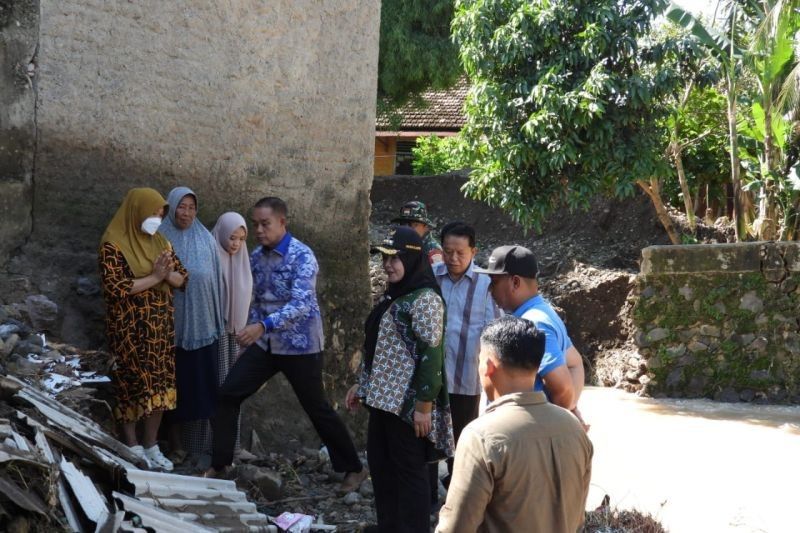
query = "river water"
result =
(581, 387, 800, 533)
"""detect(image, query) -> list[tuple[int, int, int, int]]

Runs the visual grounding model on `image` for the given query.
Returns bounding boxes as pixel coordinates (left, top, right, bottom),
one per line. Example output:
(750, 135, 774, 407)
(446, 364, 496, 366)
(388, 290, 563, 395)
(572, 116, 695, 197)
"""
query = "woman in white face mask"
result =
(99, 188, 187, 471)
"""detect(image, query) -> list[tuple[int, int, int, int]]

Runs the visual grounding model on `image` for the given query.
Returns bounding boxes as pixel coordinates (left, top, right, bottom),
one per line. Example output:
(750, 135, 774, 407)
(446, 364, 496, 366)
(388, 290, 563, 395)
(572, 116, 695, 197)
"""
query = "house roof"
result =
(377, 78, 469, 132)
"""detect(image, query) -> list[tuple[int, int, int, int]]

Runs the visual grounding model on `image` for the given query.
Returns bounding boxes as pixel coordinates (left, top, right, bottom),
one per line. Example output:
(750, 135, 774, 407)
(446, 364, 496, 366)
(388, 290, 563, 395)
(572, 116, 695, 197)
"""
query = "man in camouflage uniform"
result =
(391, 200, 444, 265)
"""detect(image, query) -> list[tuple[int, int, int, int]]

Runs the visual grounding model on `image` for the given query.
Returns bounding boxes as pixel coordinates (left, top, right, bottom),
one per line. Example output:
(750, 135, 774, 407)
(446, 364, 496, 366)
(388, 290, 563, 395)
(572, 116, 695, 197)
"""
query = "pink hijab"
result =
(211, 212, 253, 334)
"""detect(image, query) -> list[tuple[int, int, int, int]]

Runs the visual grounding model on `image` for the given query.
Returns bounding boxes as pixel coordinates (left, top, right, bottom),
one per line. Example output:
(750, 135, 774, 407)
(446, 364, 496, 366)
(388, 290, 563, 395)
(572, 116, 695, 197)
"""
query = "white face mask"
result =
(140, 216, 162, 236)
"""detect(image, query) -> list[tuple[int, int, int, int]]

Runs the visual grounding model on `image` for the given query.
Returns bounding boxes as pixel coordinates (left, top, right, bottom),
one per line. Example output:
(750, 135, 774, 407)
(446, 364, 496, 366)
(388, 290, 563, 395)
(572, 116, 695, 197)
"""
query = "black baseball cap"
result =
(370, 226, 423, 255)
(473, 245, 538, 278)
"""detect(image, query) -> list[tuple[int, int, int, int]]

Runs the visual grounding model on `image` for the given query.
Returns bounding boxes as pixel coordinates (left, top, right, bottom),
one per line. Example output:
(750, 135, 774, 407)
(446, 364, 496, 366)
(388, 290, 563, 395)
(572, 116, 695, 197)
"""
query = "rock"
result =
(687, 375, 706, 396)
(739, 334, 755, 346)
(781, 278, 797, 293)
(678, 354, 696, 366)
(699, 325, 720, 337)
(25, 295, 59, 332)
(0, 334, 19, 357)
(712, 302, 726, 315)
(12, 340, 42, 356)
(640, 286, 655, 299)
(234, 464, 283, 500)
(27, 334, 45, 347)
(645, 355, 661, 370)
(755, 313, 769, 326)
(665, 368, 683, 388)
(678, 286, 694, 301)
(687, 340, 708, 353)
(638, 374, 652, 385)
(749, 370, 770, 381)
(665, 344, 686, 358)
(718, 388, 739, 403)
(749, 337, 768, 353)
(739, 389, 755, 402)
(358, 479, 374, 498)
(768, 386, 787, 402)
(646, 328, 669, 343)
(739, 291, 763, 314)
(625, 370, 641, 383)
(626, 357, 640, 367)
(633, 330, 649, 348)
(75, 276, 101, 296)
(0, 324, 20, 340)
(343, 492, 361, 505)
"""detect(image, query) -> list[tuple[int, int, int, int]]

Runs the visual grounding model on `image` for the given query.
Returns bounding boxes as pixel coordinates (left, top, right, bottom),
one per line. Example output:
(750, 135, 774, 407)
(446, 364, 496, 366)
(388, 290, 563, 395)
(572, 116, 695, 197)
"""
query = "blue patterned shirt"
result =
(249, 232, 324, 355)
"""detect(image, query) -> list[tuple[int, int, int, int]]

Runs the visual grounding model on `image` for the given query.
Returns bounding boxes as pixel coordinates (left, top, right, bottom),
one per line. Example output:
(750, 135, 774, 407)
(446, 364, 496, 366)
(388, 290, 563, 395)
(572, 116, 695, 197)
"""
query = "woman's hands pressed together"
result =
(152, 250, 173, 280)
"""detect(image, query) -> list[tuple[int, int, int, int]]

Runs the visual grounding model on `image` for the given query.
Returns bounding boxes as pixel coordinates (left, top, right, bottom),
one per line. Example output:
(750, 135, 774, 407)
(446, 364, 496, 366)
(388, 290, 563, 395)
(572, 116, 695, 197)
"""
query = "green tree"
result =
(452, 0, 696, 241)
(669, 0, 800, 240)
(378, 0, 463, 117)
(411, 135, 468, 175)
(662, 85, 730, 226)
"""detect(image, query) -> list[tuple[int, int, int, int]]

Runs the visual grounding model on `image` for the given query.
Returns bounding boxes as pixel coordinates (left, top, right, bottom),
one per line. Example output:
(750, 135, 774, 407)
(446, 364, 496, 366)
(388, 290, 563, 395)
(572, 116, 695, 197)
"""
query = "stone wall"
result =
(1, 1, 380, 447)
(634, 242, 800, 403)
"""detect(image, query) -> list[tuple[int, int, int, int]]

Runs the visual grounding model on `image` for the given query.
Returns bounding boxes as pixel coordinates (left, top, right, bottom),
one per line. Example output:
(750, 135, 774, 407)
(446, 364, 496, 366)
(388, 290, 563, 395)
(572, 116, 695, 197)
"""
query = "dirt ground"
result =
(371, 174, 732, 390)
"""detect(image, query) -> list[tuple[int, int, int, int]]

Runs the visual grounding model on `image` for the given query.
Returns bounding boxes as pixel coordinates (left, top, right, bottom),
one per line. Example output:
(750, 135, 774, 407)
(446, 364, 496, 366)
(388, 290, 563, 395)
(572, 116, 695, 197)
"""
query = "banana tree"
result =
(668, 0, 800, 240)
(667, 1, 750, 240)
(748, 0, 799, 239)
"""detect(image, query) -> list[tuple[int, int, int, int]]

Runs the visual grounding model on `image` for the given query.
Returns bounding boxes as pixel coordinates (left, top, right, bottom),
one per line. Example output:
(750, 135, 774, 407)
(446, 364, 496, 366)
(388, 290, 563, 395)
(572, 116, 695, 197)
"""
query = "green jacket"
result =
(358, 288, 455, 457)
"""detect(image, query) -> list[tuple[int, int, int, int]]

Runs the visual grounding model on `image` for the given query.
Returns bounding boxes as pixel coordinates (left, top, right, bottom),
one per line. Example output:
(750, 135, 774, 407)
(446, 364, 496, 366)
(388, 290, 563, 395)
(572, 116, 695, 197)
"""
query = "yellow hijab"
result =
(101, 188, 171, 291)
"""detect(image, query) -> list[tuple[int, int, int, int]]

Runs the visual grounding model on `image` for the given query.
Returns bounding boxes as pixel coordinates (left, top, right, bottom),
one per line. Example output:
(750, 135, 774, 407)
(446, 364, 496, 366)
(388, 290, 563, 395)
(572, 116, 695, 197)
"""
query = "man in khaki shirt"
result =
(436, 316, 593, 533)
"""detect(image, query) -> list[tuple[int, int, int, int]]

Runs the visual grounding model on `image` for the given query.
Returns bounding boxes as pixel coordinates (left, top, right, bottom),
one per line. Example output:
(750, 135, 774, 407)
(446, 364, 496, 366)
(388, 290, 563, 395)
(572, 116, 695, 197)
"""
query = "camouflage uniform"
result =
(391, 200, 443, 265)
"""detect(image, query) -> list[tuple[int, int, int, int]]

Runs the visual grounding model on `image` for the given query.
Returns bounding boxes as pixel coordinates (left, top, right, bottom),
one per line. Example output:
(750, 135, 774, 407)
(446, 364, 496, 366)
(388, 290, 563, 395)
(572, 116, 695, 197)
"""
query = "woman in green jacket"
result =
(347, 226, 454, 532)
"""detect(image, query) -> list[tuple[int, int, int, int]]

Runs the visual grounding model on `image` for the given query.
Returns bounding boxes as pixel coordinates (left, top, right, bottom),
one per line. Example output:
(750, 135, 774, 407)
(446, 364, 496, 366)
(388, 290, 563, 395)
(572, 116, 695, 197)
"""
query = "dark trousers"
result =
(210, 344, 362, 473)
(367, 407, 431, 533)
(429, 393, 480, 498)
(447, 393, 480, 476)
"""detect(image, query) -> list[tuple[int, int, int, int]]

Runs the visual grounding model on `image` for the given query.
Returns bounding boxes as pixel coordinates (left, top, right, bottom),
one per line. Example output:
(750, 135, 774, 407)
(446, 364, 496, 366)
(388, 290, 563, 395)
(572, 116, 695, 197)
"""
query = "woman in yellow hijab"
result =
(99, 187, 188, 471)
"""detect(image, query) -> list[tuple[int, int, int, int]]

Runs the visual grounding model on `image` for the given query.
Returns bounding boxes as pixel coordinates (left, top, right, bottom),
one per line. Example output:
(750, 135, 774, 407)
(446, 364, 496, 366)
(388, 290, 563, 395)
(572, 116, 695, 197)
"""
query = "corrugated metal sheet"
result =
(124, 468, 272, 531)
(8, 374, 273, 532)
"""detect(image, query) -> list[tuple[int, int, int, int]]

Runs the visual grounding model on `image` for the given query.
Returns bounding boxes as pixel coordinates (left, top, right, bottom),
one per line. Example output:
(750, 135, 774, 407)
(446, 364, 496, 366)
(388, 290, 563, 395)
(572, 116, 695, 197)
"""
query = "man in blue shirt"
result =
(207, 197, 367, 492)
(474, 245, 587, 425)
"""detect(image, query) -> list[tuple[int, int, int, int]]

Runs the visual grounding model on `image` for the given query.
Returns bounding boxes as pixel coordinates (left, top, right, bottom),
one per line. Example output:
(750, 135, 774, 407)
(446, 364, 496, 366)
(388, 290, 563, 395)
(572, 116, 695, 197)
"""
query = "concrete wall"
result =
(0, 0, 38, 262)
(634, 243, 800, 403)
(1, 1, 380, 447)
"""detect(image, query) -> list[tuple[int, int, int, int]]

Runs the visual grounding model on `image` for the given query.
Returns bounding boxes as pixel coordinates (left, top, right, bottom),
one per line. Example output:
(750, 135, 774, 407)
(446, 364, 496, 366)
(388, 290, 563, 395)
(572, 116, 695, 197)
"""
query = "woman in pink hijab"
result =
(211, 212, 253, 457)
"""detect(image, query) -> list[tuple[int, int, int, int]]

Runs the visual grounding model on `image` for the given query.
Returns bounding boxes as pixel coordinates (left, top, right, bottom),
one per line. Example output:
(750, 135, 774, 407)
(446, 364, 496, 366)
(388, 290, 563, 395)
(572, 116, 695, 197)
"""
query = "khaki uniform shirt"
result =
(436, 392, 593, 533)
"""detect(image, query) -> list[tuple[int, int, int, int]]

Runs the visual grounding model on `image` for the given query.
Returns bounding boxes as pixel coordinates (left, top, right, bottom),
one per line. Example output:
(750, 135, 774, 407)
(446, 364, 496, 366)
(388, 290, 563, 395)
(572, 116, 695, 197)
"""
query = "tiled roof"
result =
(377, 78, 469, 131)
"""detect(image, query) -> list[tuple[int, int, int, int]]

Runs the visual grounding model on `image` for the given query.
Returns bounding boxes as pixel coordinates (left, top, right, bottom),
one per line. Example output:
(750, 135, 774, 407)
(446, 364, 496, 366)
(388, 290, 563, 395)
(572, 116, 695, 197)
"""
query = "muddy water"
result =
(580, 387, 800, 533)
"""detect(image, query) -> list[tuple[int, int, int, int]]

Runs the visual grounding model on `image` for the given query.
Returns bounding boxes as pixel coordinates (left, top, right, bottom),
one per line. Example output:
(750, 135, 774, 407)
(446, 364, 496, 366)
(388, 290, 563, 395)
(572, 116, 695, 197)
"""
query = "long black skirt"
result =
(171, 340, 219, 422)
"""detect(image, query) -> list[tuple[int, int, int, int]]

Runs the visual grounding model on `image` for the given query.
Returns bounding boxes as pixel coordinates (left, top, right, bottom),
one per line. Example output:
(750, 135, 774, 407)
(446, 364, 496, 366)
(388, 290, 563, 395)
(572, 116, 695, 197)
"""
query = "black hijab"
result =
(363, 229, 442, 371)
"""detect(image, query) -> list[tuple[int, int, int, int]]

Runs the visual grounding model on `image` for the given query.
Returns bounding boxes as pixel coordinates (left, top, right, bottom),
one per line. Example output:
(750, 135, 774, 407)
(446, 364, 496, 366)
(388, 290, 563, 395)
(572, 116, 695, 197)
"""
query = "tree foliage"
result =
(411, 135, 469, 175)
(452, 0, 691, 231)
(669, 0, 800, 240)
(378, 0, 463, 115)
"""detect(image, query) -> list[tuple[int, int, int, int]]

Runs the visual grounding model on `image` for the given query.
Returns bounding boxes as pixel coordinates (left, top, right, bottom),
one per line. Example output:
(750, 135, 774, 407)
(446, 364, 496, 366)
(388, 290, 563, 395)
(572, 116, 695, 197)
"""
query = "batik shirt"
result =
(249, 232, 324, 355)
(358, 288, 455, 458)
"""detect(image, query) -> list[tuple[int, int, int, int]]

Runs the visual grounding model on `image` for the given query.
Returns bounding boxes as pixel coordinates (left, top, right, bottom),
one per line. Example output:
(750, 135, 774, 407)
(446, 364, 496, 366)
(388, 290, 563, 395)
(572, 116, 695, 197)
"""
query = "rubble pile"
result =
(0, 304, 375, 532)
